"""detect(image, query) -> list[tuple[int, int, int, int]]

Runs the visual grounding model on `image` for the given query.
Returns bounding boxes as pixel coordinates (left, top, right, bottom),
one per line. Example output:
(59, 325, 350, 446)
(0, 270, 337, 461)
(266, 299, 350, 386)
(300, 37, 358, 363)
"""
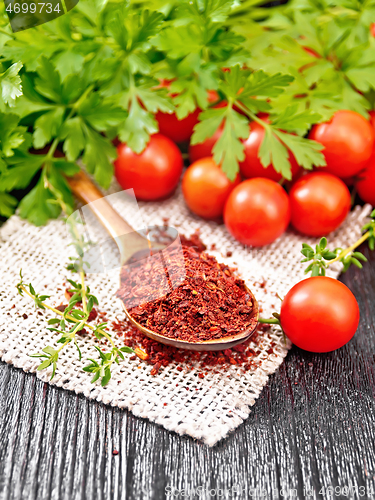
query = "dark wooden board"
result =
(0, 244, 374, 500)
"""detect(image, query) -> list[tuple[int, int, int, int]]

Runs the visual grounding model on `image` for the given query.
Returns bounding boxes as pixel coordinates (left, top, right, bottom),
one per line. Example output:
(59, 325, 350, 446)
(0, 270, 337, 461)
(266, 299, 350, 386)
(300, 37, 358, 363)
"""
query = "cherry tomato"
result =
(369, 110, 375, 129)
(355, 155, 375, 206)
(289, 172, 351, 236)
(280, 277, 360, 352)
(239, 120, 301, 182)
(224, 178, 291, 247)
(156, 108, 200, 143)
(114, 134, 183, 201)
(309, 110, 374, 178)
(156, 85, 220, 143)
(188, 125, 223, 164)
(354, 109, 375, 205)
(182, 158, 240, 219)
(371, 22, 375, 37)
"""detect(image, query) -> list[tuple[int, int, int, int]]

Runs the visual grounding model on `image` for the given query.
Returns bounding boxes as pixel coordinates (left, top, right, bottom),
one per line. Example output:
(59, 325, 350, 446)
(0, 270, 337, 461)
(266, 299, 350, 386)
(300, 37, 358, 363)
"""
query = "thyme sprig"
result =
(16, 201, 135, 385)
(301, 209, 375, 276)
(83, 345, 134, 385)
(17, 270, 135, 385)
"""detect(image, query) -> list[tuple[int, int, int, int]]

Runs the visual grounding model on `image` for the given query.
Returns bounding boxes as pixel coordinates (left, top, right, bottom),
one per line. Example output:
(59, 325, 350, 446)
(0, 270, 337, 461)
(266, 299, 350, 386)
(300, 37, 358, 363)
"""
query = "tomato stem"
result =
(258, 317, 280, 325)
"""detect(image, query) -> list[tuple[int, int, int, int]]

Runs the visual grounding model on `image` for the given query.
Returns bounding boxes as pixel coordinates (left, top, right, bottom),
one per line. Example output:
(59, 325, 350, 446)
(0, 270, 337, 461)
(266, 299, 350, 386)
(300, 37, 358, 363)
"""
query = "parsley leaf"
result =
(118, 97, 158, 153)
(0, 62, 23, 107)
(0, 113, 26, 158)
(60, 117, 86, 161)
(211, 108, 248, 180)
(0, 192, 17, 218)
(81, 125, 116, 188)
(18, 175, 61, 226)
(271, 105, 323, 135)
(258, 127, 291, 179)
(33, 107, 65, 149)
(274, 131, 326, 172)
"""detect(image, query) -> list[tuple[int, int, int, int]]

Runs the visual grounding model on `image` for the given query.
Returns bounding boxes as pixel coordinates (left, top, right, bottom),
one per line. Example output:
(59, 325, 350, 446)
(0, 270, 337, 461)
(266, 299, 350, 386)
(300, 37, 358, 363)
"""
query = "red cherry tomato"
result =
(289, 172, 351, 236)
(182, 158, 240, 219)
(156, 108, 200, 143)
(354, 109, 375, 205)
(188, 125, 223, 164)
(114, 134, 183, 201)
(309, 110, 374, 178)
(371, 22, 375, 37)
(369, 110, 375, 129)
(156, 85, 220, 143)
(224, 178, 291, 247)
(280, 277, 360, 353)
(355, 155, 375, 206)
(239, 121, 301, 182)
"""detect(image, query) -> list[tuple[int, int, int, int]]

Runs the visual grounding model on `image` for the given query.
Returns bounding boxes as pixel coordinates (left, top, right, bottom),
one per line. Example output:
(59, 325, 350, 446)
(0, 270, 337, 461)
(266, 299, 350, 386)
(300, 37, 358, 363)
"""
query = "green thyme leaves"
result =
(301, 210, 375, 276)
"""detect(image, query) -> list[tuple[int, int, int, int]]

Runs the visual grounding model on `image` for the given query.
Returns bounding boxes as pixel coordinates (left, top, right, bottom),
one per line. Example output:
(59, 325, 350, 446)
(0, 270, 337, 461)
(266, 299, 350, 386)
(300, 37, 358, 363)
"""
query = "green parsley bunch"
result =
(232, 0, 375, 118)
(0, 0, 374, 226)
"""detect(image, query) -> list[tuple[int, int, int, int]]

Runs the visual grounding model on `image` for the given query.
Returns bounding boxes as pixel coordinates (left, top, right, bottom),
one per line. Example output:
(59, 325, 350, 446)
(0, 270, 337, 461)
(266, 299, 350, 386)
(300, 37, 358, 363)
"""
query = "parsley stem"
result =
(234, 101, 269, 128)
(327, 231, 370, 266)
(73, 85, 95, 110)
(18, 284, 116, 348)
(0, 28, 13, 37)
(46, 137, 60, 160)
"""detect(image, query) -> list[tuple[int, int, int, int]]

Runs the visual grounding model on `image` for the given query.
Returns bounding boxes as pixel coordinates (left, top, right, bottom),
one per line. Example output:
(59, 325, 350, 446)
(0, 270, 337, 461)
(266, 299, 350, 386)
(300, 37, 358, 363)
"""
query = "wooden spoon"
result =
(68, 171, 259, 351)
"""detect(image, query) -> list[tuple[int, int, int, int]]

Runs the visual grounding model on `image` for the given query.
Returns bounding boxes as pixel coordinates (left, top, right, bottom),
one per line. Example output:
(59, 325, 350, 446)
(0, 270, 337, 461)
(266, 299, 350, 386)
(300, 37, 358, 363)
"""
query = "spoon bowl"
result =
(121, 284, 259, 351)
(68, 171, 259, 351)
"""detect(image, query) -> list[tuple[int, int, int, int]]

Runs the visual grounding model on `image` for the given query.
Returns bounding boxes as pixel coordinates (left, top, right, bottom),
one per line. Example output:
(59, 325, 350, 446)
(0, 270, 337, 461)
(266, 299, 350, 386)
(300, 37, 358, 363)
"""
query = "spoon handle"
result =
(67, 171, 148, 264)
(68, 171, 135, 239)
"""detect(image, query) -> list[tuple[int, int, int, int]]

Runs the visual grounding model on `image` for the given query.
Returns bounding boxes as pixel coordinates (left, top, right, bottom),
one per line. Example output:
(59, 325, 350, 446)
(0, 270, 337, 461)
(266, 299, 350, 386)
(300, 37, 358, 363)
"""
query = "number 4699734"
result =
(6, 2, 61, 13)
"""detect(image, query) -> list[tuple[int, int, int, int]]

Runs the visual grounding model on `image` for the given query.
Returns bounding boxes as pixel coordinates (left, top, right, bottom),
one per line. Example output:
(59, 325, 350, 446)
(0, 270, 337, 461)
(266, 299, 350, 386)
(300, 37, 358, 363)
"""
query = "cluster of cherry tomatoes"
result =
(113, 102, 375, 354)
(114, 104, 375, 248)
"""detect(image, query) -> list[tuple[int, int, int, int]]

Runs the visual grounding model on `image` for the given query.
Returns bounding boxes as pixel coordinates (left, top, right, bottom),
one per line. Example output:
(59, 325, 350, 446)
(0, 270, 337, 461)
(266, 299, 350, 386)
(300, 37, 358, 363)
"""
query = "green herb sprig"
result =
(16, 197, 136, 385)
(301, 209, 375, 276)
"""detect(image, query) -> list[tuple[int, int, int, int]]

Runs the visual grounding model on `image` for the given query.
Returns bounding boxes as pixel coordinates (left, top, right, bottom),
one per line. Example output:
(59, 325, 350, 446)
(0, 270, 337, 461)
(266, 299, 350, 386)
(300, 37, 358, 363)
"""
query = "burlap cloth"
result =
(0, 184, 371, 446)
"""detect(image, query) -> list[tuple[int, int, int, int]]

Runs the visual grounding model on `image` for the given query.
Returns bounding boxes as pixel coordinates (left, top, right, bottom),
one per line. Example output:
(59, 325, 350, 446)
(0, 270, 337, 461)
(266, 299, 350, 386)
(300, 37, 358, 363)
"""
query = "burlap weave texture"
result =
(0, 186, 371, 446)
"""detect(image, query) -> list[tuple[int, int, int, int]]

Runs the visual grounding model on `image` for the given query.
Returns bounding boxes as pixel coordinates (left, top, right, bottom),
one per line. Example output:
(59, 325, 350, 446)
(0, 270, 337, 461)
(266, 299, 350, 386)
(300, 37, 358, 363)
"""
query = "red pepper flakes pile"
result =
(73, 293, 273, 377)
(111, 318, 273, 376)
(69, 230, 276, 377)
(114, 230, 273, 376)
(117, 231, 256, 342)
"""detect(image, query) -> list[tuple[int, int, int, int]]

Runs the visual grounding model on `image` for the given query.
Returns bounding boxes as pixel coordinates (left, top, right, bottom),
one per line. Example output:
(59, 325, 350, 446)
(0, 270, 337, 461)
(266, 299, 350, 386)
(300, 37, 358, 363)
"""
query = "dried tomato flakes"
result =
(50, 232, 275, 379)
(108, 318, 272, 377)
(118, 245, 256, 343)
